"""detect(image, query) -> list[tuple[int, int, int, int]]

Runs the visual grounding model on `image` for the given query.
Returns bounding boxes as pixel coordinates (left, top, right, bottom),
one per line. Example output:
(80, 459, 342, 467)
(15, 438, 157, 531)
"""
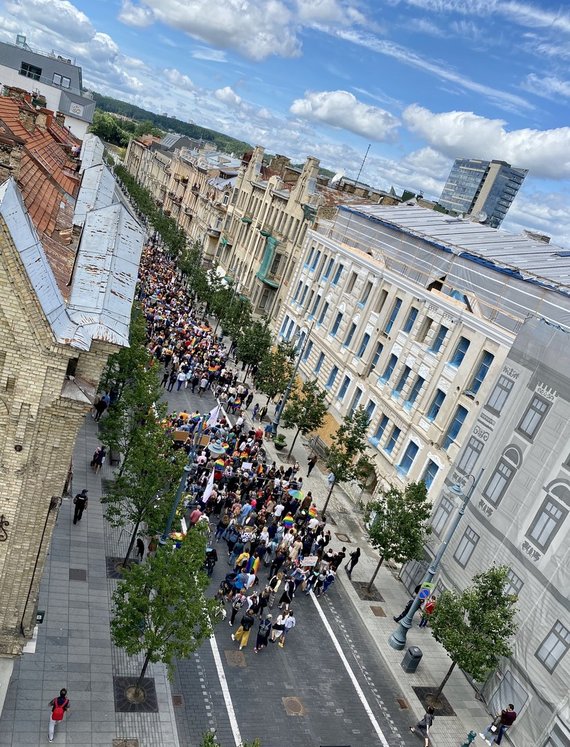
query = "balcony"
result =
(207, 226, 221, 237)
(255, 233, 280, 287)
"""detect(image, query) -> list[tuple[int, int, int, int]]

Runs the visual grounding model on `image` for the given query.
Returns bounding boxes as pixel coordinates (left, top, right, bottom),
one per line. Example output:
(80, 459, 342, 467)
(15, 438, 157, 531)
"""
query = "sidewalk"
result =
(0, 415, 179, 747)
(240, 377, 491, 747)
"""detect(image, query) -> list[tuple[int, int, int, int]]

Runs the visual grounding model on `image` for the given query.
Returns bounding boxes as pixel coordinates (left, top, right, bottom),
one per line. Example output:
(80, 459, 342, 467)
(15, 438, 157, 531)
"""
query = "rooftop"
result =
(341, 203, 570, 292)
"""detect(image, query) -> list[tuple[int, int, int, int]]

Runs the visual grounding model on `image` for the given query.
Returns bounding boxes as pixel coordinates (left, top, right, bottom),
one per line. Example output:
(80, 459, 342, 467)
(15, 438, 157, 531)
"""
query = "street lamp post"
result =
(271, 320, 315, 435)
(388, 477, 475, 650)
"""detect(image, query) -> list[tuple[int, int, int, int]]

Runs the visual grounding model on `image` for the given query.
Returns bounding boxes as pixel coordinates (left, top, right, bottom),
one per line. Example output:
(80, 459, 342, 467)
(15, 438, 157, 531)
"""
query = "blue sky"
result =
(2, 0, 569, 244)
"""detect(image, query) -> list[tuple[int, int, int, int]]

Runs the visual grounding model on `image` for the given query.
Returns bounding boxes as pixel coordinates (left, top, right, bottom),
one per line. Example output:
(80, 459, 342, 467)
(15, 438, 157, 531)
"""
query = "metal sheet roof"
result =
(160, 133, 183, 149)
(73, 164, 117, 227)
(341, 204, 570, 289)
(79, 133, 104, 173)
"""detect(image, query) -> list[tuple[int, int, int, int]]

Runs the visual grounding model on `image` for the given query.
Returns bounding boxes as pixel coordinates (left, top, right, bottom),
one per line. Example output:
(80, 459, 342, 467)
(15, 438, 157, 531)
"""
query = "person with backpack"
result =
(48, 688, 69, 742)
(253, 613, 273, 653)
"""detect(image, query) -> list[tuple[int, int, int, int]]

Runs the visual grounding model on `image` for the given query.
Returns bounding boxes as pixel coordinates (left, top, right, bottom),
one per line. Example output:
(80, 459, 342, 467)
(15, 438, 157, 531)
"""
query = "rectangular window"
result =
(349, 387, 362, 415)
(504, 568, 524, 597)
(332, 263, 344, 285)
(357, 333, 370, 358)
(536, 621, 570, 673)
(310, 250, 321, 271)
(418, 316, 433, 343)
(360, 281, 373, 306)
(423, 460, 440, 491)
(403, 307, 419, 333)
(53, 72, 62, 85)
(427, 389, 446, 421)
(375, 288, 388, 315)
(323, 257, 334, 280)
(285, 319, 295, 341)
(486, 375, 514, 414)
(468, 351, 495, 394)
(527, 498, 568, 552)
(443, 405, 468, 449)
(279, 314, 290, 337)
(406, 375, 425, 407)
(299, 284, 309, 306)
(365, 400, 376, 422)
(309, 293, 321, 318)
(372, 414, 389, 444)
(483, 460, 514, 506)
(326, 365, 339, 388)
(380, 354, 398, 383)
(347, 271, 357, 293)
(384, 425, 401, 454)
(431, 495, 453, 534)
(20, 62, 42, 81)
(318, 301, 329, 325)
(457, 436, 484, 475)
(305, 290, 314, 310)
(302, 340, 313, 361)
(453, 526, 479, 567)
(517, 395, 550, 441)
(61, 76, 71, 89)
(430, 324, 449, 353)
(398, 441, 419, 474)
(384, 298, 402, 334)
(338, 375, 350, 401)
(314, 352, 325, 374)
(305, 247, 315, 267)
(330, 312, 343, 337)
(371, 342, 384, 369)
(393, 365, 411, 395)
(449, 336, 471, 367)
(343, 322, 357, 348)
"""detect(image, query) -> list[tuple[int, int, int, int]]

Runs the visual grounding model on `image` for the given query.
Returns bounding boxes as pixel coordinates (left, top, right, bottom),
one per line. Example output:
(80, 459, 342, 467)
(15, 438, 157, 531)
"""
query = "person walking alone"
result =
(307, 454, 318, 477)
(73, 490, 88, 524)
(48, 688, 70, 742)
(345, 547, 361, 577)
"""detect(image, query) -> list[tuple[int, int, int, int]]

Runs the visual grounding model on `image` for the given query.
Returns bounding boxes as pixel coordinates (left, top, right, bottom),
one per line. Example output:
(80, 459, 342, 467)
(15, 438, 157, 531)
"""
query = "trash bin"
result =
(401, 645, 423, 673)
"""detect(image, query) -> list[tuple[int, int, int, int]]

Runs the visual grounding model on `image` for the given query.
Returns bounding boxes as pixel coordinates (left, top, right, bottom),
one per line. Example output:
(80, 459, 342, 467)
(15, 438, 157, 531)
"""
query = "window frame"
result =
(443, 405, 468, 449)
(317, 301, 329, 326)
(432, 495, 454, 535)
(422, 459, 439, 491)
(449, 336, 471, 367)
(343, 322, 357, 348)
(457, 435, 484, 475)
(384, 297, 402, 334)
(357, 332, 371, 358)
(430, 324, 449, 353)
(398, 441, 419, 474)
(453, 525, 480, 568)
(504, 567, 524, 598)
(526, 495, 568, 553)
(326, 365, 339, 389)
(314, 352, 325, 374)
(426, 388, 446, 421)
(516, 395, 551, 442)
(393, 365, 411, 396)
(467, 350, 495, 394)
(535, 621, 570, 674)
(331, 263, 344, 286)
(486, 374, 514, 415)
(330, 311, 343, 337)
(405, 375, 425, 408)
(380, 354, 398, 383)
(337, 375, 351, 401)
(402, 307, 419, 334)
(371, 341, 384, 370)
(384, 425, 401, 454)
(371, 414, 389, 444)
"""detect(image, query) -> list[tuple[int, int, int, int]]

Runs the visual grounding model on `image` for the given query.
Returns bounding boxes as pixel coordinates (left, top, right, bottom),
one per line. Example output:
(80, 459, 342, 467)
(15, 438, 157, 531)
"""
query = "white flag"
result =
(206, 405, 220, 428)
(202, 469, 215, 504)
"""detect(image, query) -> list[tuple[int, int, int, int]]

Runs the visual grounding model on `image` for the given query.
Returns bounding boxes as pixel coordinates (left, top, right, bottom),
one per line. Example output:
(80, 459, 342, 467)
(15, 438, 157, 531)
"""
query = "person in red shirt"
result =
(419, 595, 437, 627)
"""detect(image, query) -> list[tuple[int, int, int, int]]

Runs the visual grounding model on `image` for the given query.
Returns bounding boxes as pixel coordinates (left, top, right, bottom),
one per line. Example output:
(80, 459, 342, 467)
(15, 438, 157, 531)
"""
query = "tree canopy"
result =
(255, 342, 295, 404)
(281, 378, 328, 457)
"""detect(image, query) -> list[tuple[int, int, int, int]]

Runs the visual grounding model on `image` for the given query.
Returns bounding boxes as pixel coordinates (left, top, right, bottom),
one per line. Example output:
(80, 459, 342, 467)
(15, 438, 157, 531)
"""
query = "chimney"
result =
(0, 136, 24, 183)
(18, 105, 37, 133)
(55, 112, 66, 127)
(4, 86, 28, 103)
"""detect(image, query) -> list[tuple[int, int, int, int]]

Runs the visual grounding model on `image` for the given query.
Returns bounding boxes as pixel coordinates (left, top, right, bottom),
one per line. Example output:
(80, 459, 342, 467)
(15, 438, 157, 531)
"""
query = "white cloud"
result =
(214, 86, 242, 107)
(403, 104, 570, 180)
(523, 73, 570, 100)
(129, 0, 301, 61)
(118, 0, 154, 28)
(296, 0, 366, 26)
(5, 0, 94, 42)
(191, 47, 227, 62)
(503, 190, 570, 248)
(406, 17, 446, 36)
(164, 68, 195, 92)
(290, 90, 400, 141)
(330, 28, 532, 111)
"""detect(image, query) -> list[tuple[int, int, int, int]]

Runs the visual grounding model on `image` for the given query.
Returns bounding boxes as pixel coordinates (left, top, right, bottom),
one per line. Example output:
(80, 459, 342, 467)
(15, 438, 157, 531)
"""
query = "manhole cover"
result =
(113, 677, 158, 713)
(370, 605, 386, 617)
(224, 650, 247, 667)
(397, 698, 409, 709)
(335, 533, 351, 543)
(69, 568, 87, 582)
(282, 696, 306, 716)
(172, 695, 184, 707)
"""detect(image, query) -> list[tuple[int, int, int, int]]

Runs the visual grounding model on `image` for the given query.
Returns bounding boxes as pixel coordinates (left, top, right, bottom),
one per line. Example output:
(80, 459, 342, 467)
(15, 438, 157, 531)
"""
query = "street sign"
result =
(418, 582, 434, 600)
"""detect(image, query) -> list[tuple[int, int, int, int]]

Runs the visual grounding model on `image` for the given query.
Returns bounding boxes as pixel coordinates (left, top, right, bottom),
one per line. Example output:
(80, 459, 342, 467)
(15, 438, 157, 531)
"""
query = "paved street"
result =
(164, 377, 417, 747)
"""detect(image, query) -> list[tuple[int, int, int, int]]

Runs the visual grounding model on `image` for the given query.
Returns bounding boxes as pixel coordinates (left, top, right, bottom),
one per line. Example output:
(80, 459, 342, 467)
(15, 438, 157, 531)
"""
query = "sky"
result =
(1, 0, 569, 245)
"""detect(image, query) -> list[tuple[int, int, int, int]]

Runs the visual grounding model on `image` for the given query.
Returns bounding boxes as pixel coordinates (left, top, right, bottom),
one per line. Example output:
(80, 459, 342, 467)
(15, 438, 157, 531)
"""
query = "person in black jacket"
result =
(232, 609, 255, 650)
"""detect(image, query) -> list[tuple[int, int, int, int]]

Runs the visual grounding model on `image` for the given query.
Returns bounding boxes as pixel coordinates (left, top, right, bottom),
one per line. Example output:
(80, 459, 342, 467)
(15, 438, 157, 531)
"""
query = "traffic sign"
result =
(418, 582, 434, 600)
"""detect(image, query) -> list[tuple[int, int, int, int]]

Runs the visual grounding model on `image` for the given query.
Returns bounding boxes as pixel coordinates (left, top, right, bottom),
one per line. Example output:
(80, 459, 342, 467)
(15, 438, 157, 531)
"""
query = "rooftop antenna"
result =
(340, 143, 371, 243)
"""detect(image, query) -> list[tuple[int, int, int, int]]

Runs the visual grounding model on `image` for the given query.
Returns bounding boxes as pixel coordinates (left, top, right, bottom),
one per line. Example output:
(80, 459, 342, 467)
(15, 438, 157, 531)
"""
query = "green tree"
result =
(222, 296, 253, 349)
(89, 111, 129, 146)
(111, 528, 221, 695)
(281, 379, 328, 457)
(364, 482, 431, 592)
(102, 420, 184, 566)
(322, 406, 373, 517)
(429, 565, 518, 702)
(235, 319, 272, 375)
(255, 342, 295, 404)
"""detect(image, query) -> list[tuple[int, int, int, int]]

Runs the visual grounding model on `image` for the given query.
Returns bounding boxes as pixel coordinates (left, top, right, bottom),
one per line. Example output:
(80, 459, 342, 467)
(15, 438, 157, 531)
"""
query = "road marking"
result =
(309, 591, 391, 747)
(209, 634, 242, 746)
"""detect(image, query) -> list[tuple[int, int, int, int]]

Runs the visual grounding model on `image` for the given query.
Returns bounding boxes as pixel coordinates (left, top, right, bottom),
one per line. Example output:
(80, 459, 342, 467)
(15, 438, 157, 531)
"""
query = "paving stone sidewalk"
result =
(0, 415, 180, 747)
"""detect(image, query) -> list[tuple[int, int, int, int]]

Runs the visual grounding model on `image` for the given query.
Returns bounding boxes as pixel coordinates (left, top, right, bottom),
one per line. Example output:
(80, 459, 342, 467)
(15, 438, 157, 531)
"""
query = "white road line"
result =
(209, 634, 243, 747)
(309, 591, 391, 747)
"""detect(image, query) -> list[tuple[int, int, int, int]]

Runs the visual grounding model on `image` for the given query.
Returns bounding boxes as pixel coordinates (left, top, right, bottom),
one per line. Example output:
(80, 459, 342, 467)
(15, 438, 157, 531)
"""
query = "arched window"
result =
(483, 444, 522, 507)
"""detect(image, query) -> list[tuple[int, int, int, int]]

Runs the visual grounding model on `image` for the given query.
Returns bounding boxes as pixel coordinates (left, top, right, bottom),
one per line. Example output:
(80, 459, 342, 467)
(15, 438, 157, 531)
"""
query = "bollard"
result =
(461, 731, 477, 746)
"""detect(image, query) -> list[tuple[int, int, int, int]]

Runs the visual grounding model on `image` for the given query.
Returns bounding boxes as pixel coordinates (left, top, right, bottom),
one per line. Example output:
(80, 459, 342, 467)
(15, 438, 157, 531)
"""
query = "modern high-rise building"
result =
(438, 159, 527, 228)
